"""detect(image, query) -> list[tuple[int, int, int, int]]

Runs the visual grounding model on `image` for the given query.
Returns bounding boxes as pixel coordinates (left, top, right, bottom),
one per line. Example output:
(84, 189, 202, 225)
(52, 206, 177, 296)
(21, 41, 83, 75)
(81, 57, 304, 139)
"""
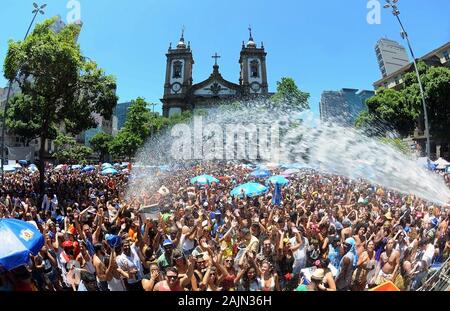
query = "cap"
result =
(342, 218, 352, 227)
(62, 241, 74, 249)
(344, 237, 356, 248)
(163, 239, 173, 247)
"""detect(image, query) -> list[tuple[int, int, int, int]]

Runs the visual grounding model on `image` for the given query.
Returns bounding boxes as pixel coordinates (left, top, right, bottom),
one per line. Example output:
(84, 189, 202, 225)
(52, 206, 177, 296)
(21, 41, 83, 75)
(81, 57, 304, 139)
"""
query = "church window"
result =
(250, 60, 259, 78)
(173, 60, 183, 78)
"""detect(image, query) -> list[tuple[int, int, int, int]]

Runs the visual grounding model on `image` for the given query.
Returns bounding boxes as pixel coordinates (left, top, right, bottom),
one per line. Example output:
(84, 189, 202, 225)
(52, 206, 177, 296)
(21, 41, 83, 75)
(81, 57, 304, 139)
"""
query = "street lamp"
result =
(383, 0, 431, 159)
(1, 3, 46, 183)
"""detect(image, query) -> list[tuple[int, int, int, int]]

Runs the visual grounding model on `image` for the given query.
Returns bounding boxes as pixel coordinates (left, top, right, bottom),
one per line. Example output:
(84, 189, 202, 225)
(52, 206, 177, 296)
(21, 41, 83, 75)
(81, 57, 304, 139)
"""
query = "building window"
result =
(444, 50, 450, 61)
(172, 60, 183, 79)
(250, 60, 259, 78)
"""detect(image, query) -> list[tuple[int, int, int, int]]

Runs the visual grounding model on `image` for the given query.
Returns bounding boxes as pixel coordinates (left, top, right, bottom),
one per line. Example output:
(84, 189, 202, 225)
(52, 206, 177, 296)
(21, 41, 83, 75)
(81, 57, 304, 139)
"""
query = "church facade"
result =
(161, 29, 269, 117)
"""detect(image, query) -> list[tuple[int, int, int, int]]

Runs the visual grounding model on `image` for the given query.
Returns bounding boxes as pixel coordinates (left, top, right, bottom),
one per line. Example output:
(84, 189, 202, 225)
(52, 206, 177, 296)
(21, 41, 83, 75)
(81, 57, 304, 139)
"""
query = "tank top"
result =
(222, 273, 237, 291)
(157, 280, 183, 291)
(84, 260, 96, 275)
(260, 276, 275, 291)
(337, 252, 355, 289)
(108, 277, 126, 291)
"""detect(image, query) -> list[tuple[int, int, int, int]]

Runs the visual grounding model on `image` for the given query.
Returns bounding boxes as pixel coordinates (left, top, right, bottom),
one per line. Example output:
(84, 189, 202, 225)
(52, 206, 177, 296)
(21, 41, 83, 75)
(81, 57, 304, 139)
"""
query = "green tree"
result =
(3, 17, 117, 192)
(379, 137, 411, 155)
(271, 77, 310, 110)
(356, 62, 450, 140)
(166, 110, 193, 127)
(402, 64, 450, 140)
(122, 97, 152, 140)
(109, 97, 152, 161)
(356, 87, 418, 137)
(89, 131, 113, 162)
(109, 129, 143, 161)
(53, 134, 93, 164)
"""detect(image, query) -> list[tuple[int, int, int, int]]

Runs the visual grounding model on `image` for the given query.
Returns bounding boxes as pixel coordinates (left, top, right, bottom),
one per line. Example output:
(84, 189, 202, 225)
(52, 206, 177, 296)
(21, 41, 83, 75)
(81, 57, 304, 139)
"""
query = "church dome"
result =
(246, 40, 256, 48)
(177, 39, 186, 49)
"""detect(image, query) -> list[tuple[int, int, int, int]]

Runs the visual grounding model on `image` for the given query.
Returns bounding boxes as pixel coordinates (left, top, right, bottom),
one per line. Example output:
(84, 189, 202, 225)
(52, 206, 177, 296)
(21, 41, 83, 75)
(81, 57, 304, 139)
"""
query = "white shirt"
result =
(116, 244, 144, 284)
(422, 244, 435, 267)
(291, 236, 308, 269)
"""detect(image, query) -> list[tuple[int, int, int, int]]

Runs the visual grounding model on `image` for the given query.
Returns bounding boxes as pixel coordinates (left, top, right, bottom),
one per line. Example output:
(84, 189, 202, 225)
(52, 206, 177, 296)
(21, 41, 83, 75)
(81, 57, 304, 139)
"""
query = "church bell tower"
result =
(162, 28, 194, 117)
(239, 27, 268, 95)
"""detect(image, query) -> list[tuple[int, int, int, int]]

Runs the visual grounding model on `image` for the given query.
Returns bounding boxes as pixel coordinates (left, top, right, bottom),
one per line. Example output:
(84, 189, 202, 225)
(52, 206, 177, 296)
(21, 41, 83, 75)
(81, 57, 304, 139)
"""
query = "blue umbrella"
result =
(191, 174, 219, 185)
(28, 164, 38, 173)
(250, 169, 271, 178)
(101, 167, 118, 175)
(18, 160, 28, 166)
(0, 219, 45, 271)
(71, 165, 82, 170)
(266, 175, 289, 186)
(101, 163, 113, 169)
(231, 182, 268, 198)
(105, 234, 122, 248)
(82, 165, 95, 172)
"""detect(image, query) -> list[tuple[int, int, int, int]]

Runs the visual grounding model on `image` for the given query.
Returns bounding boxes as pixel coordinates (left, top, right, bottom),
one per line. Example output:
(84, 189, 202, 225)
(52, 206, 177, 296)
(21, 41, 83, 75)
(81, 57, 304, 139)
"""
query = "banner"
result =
(139, 204, 160, 221)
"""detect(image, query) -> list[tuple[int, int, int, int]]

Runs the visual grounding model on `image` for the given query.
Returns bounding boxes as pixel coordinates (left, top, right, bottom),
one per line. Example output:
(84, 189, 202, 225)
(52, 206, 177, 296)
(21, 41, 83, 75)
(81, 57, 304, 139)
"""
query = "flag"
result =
(272, 182, 282, 206)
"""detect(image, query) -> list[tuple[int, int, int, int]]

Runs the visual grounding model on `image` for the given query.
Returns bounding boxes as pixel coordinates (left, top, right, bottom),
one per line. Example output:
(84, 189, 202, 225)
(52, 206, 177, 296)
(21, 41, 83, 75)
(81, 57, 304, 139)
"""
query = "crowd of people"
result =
(0, 161, 449, 291)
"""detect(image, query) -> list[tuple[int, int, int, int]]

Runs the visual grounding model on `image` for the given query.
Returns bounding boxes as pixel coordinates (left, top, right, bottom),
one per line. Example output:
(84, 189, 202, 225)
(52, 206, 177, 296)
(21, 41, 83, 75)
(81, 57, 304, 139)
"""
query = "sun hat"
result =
(311, 269, 325, 281)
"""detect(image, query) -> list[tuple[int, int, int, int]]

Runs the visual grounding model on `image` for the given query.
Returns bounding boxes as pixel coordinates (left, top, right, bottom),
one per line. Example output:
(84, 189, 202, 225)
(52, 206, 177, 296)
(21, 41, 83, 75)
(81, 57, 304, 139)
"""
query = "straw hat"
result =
(311, 269, 325, 281)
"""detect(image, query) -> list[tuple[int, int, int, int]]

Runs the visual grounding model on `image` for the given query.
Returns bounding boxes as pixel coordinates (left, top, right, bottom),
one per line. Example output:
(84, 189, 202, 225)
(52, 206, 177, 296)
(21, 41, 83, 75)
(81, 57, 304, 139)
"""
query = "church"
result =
(161, 28, 269, 117)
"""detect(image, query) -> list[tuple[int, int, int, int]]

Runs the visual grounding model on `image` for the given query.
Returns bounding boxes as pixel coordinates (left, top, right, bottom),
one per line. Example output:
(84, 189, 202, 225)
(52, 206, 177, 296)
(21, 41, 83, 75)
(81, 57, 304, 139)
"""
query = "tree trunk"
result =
(38, 136, 46, 198)
(38, 119, 49, 205)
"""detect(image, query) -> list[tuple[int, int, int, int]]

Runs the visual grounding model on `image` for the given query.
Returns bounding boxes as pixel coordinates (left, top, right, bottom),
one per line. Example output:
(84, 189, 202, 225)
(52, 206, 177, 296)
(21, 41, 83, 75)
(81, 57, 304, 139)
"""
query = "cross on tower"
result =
(212, 52, 221, 65)
(248, 25, 253, 40)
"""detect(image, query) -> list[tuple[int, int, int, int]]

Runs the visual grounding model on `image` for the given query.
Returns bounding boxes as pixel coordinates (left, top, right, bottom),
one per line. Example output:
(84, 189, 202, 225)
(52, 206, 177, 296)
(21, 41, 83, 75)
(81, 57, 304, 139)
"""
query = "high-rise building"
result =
(375, 38, 409, 78)
(114, 102, 132, 129)
(319, 88, 375, 126)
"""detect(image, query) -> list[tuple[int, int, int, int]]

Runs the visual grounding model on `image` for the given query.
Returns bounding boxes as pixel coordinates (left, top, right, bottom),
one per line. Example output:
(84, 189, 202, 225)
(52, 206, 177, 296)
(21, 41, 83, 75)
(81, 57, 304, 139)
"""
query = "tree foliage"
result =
(53, 133, 93, 164)
(109, 99, 194, 161)
(356, 62, 450, 140)
(89, 131, 113, 161)
(379, 137, 412, 155)
(271, 77, 310, 110)
(3, 17, 117, 191)
(356, 87, 419, 137)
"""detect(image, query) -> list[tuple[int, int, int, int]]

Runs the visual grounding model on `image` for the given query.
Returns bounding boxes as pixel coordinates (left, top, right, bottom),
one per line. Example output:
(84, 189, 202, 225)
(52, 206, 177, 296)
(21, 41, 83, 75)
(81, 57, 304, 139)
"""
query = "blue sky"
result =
(1, 0, 449, 115)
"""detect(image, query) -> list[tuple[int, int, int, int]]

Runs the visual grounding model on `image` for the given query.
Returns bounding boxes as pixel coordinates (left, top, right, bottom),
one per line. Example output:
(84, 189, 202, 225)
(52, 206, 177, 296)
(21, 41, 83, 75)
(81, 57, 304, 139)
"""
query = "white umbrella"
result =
(434, 157, 450, 170)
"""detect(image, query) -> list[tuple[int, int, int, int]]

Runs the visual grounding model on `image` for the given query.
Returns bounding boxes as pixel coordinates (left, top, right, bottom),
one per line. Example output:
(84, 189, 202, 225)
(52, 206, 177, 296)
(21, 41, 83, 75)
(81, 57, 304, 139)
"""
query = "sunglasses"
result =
(167, 275, 178, 280)
(225, 259, 232, 263)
